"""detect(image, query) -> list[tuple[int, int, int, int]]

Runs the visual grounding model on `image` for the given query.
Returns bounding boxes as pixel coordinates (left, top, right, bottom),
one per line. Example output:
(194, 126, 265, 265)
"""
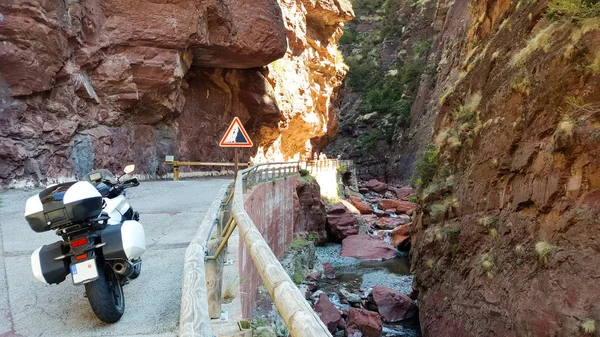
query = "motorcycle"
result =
(24, 165, 146, 323)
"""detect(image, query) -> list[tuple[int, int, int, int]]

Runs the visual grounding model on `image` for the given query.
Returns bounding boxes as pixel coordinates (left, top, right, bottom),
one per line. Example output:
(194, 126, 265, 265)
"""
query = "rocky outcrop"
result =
(0, 0, 354, 187)
(294, 178, 327, 238)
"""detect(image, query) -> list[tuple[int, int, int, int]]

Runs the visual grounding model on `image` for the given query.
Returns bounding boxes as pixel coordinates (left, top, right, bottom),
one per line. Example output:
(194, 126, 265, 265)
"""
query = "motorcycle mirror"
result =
(123, 165, 135, 174)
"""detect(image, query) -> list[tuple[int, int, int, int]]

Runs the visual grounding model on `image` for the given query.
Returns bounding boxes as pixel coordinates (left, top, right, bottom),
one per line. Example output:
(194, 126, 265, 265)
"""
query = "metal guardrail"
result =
(163, 159, 251, 181)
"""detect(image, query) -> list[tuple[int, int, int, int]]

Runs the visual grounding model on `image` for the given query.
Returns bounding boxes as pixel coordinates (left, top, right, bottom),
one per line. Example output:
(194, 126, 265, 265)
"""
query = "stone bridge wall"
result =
(240, 175, 299, 318)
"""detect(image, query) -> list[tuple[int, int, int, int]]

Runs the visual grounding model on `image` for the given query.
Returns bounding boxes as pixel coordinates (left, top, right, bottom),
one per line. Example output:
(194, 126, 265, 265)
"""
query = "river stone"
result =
(341, 235, 397, 260)
(340, 288, 361, 304)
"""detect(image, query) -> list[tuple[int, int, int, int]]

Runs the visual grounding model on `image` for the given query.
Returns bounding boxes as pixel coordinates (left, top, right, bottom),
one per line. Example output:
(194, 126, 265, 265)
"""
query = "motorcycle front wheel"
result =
(85, 261, 125, 323)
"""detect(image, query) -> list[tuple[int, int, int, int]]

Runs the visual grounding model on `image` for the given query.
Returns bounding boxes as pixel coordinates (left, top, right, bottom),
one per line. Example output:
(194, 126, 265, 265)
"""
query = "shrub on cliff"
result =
(411, 144, 439, 188)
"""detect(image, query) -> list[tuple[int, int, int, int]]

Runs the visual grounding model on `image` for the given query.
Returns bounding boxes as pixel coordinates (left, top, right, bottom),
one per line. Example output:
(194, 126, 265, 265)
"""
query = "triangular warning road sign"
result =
(219, 117, 253, 147)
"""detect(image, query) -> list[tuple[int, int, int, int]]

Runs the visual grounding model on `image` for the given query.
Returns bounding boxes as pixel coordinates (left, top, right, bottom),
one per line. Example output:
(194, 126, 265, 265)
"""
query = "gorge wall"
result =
(410, 1, 600, 336)
(326, 0, 600, 336)
(0, 0, 353, 187)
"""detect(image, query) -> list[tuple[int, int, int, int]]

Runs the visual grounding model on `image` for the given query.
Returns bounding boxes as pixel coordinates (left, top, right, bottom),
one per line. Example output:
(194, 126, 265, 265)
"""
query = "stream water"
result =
(315, 243, 422, 337)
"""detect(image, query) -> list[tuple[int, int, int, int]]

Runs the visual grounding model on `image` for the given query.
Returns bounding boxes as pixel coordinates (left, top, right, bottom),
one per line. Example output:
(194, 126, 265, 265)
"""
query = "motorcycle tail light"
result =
(71, 238, 88, 247)
(75, 253, 88, 261)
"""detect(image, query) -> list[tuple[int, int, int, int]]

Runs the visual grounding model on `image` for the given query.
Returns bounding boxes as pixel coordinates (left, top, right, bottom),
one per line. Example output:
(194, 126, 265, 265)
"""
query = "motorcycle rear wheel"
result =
(85, 262, 125, 323)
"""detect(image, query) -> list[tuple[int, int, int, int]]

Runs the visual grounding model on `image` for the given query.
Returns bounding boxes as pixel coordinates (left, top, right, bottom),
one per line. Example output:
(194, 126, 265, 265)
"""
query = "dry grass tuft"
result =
(512, 23, 560, 66)
(425, 259, 435, 269)
(490, 228, 499, 239)
(535, 241, 555, 264)
(581, 319, 596, 334)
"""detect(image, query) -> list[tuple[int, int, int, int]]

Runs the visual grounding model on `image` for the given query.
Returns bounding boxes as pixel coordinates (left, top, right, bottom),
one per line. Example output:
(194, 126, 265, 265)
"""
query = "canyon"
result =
(2, 0, 600, 336)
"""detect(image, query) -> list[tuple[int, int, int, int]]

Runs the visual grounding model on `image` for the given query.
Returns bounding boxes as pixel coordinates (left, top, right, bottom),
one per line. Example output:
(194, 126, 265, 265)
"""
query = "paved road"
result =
(0, 179, 230, 337)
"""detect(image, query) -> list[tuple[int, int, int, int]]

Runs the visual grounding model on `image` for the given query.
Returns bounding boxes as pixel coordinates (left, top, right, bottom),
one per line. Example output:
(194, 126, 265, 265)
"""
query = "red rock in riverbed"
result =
(349, 196, 374, 214)
(374, 217, 406, 230)
(346, 308, 383, 337)
(391, 223, 411, 248)
(314, 293, 343, 333)
(377, 199, 418, 214)
(366, 179, 388, 194)
(322, 262, 336, 279)
(341, 235, 397, 260)
(392, 186, 415, 199)
(372, 286, 418, 322)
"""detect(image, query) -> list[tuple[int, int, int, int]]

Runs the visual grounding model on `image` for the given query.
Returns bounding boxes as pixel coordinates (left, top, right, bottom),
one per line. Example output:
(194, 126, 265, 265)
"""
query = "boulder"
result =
(392, 223, 411, 237)
(346, 308, 383, 337)
(359, 187, 370, 194)
(327, 205, 359, 241)
(374, 218, 405, 230)
(372, 286, 418, 322)
(377, 199, 418, 214)
(340, 199, 361, 215)
(349, 196, 374, 214)
(314, 293, 343, 333)
(392, 186, 415, 199)
(341, 235, 397, 260)
(395, 201, 418, 214)
(391, 224, 411, 249)
(373, 209, 386, 217)
(323, 262, 336, 279)
(366, 179, 388, 194)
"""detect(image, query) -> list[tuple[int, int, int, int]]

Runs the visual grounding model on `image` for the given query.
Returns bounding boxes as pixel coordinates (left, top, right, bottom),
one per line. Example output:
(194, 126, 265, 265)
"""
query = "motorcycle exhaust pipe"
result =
(113, 261, 134, 277)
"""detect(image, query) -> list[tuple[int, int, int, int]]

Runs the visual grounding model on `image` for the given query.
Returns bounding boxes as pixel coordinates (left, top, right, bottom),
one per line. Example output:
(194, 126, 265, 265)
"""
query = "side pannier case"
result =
(101, 220, 146, 260)
(24, 181, 103, 232)
(30, 241, 70, 284)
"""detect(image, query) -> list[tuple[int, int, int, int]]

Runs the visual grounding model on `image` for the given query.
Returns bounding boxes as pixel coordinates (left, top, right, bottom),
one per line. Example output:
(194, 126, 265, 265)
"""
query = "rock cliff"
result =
(0, 0, 353, 187)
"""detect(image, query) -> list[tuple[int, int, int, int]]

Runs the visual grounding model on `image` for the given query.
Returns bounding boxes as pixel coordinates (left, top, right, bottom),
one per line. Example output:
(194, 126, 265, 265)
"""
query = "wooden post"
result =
(205, 238, 225, 319)
(234, 148, 239, 180)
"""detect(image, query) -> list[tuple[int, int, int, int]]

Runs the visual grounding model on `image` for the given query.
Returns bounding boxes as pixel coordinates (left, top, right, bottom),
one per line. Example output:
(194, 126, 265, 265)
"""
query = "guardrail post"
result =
(205, 237, 225, 318)
(173, 162, 180, 181)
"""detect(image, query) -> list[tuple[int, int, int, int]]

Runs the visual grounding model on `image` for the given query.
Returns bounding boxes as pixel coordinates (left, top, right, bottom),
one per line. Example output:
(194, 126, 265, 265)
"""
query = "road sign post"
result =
(219, 117, 253, 179)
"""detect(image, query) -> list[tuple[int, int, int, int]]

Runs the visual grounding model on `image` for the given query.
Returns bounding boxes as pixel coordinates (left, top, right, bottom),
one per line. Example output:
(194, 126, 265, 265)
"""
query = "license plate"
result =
(71, 259, 99, 285)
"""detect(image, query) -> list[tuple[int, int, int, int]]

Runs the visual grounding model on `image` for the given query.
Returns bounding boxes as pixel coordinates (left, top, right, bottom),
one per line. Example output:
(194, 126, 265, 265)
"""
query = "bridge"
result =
(0, 160, 351, 337)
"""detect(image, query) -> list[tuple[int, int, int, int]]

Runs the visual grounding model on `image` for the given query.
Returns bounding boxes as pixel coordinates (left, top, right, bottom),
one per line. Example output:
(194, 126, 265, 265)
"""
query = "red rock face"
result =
(0, 0, 354, 186)
(345, 308, 383, 337)
(340, 234, 397, 260)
